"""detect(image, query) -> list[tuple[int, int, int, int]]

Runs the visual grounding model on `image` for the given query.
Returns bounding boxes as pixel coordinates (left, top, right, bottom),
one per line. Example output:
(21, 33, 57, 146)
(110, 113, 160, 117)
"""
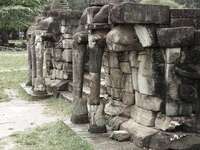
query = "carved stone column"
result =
(71, 31, 89, 124)
(33, 32, 46, 95)
(31, 34, 37, 88)
(26, 34, 33, 86)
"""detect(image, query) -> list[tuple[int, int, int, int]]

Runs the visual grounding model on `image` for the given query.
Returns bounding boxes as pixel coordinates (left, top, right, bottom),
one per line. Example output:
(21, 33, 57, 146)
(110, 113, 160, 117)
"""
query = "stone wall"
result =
(25, 1, 200, 149)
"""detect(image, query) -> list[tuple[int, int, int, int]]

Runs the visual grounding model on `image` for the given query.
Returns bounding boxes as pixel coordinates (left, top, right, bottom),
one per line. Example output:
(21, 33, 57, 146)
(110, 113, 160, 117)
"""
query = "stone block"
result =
(63, 34, 72, 39)
(105, 100, 128, 116)
(165, 48, 181, 64)
(165, 64, 181, 101)
(62, 50, 72, 62)
(110, 3, 169, 24)
(129, 51, 138, 68)
(109, 52, 119, 68)
(120, 119, 158, 148)
(63, 39, 73, 49)
(63, 63, 72, 73)
(110, 130, 130, 142)
(102, 52, 109, 67)
(131, 68, 139, 91)
(122, 92, 135, 106)
(108, 116, 129, 130)
(92, 5, 109, 23)
(118, 51, 129, 62)
(131, 106, 157, 127)
(180, 46, 200, 64)
(54, 62, 63, 70)
(157, 27, 195, 47)
(54, 48, 63, 61)
(170, 18, 196, 27)
(195, 30, 200, 45)
(170, 9, 200, 18)
(122, 74, 133, 93)
(119, 62, 131, 73)
(106, 25, 142, 52)
(138, 49, 164, 96)
(134, 25, 156, 47)
(135, 92, 163, 112)
(166, 101, 193, 117)
(110, 87, 121, 99)
(110, 68, 123, 88)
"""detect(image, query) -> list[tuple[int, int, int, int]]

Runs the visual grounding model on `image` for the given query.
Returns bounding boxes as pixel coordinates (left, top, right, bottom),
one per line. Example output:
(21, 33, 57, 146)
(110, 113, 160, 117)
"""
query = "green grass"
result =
(0, 51, 27, 71)
(43, 97, 72, 118)
(11, 121, 93, 150)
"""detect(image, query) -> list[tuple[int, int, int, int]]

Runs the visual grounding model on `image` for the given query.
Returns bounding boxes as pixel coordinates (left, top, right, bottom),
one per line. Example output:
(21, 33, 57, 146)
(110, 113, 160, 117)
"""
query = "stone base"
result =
(88, 124, 107, 134)
(121, 119, 200, 150)
(71, 114, 89, 124)
(20, 83, 52, 99)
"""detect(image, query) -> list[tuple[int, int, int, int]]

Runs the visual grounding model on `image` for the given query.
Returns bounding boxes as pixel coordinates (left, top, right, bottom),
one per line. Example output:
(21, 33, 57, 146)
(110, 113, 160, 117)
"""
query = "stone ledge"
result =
(110, 3, 170, 24)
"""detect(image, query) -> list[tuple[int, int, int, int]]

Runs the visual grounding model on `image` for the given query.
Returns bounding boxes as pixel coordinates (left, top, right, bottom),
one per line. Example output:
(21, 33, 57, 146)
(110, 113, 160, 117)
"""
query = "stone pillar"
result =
(31, 34, 37, 88)
(33, 32, 46, 95)
(88, 31, 107, 133)
(71, 31, 89, 124)
(26, 34, 33, 86)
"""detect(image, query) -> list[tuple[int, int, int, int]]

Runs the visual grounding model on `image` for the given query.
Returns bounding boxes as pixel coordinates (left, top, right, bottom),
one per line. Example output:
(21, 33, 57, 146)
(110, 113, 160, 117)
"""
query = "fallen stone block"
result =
(108, 116, 129, 130)
(131, 106, 157, 127)
(135, 92, 163, 112)
(120, 119, 158, 148)
(157, 27, 195, 47)
(110, 130, 130, 142)
(110, 3, 169, 24)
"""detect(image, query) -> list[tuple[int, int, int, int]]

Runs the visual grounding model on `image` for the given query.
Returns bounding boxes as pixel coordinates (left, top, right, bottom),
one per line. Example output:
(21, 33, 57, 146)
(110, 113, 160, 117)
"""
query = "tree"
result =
(175, 0, 200, 8)
(0, 0, 49, 30)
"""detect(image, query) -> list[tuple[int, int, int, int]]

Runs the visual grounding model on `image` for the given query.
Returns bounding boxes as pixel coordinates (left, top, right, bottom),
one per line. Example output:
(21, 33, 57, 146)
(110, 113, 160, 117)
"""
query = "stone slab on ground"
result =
(64, 118, 143, 150)
(20, 83, 52, 99)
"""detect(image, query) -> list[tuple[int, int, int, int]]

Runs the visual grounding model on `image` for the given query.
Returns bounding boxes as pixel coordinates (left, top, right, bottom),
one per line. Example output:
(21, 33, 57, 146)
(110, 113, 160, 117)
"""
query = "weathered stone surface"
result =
(166, 101, 193, 117)
(138, 49, 164, 96)
(165, 64, 181, 101)
(108, 116, 129, 130)
(93, 5, 109, 23)
(106, 25, 142, 52)
(110, 87, 121, 99)
(170, 18, 197, 27)
(129, 51, 138, 68)
(120, 119, 158, 148)
(157, 27, 195, 47)
(122, 92, 135, 106)
(155, 113, 198, 132)
(119, 62, 131, 73)
(110, 68, 123, 88)
(165, 48, 181, 64)
(122, 74, 133, 93)
(195, 30, 200, 45)
(134, 25, 156, 47)
(170, 9, 200, 18)
(63, 39, 73, 49)
(109, 52, 119, 68)
(135, 92, 163, 112)
(180, 46, 200, 64)
(62, 50, 72, 62)
(110, 3, 169, 24)
(105, 100, 128, 116)
(110, 130, 130, 142)
(131, 106, 157, 127)
(131, 68, 139, 91)
(54, 48, 63, 61)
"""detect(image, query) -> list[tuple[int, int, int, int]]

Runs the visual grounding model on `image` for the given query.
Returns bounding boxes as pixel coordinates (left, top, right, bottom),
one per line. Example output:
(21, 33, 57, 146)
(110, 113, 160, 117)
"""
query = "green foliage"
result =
(140, 0, 182, 8)
(68, 0, 89, 10)
(0, 0, 49, 30)
(175, 0, 200, 8)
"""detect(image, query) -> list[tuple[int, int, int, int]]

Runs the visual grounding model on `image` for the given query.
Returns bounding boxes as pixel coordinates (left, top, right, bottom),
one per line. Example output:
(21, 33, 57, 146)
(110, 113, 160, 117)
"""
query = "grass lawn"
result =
(11, 121, 93, 150)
